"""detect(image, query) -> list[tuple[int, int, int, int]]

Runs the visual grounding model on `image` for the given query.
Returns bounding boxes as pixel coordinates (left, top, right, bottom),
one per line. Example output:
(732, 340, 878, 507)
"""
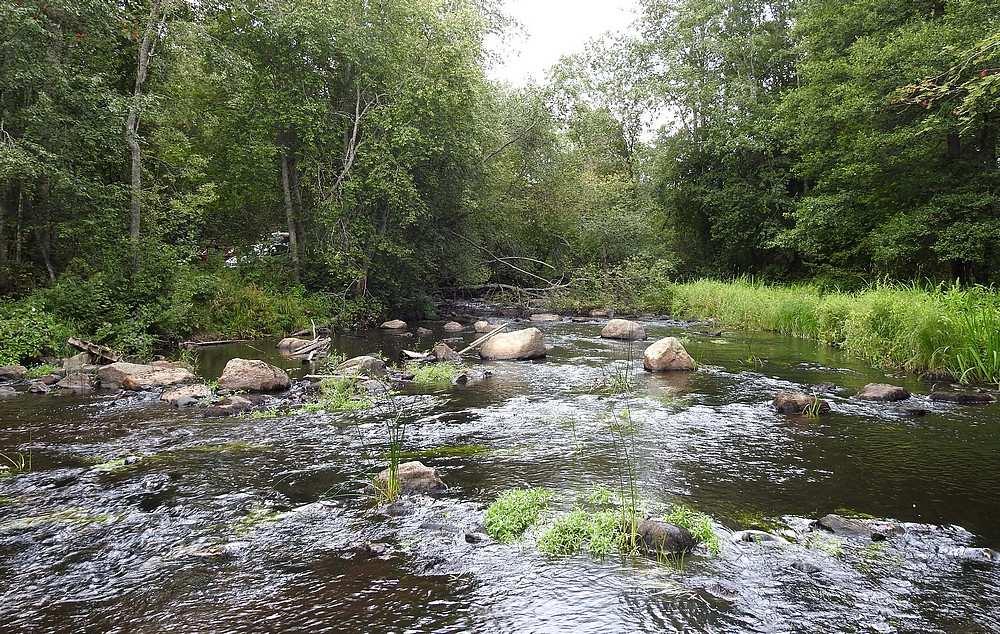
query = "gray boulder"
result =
(600, 319, 647, 341)
(442, 321, 465, 332)
(642, 337, 696, 372)
(161, 384, 213, 407)
(773, 391, 831, 415)
(336, 355, 387, 378)
(529, 313, 560, 322)
(381, 319, 408, 330)
(218, 358, 289, 393)
(98, 362, 196, 391)
(930, 391, 996, 404)
(638, 519, 698, 555)
(857, 383, 911, 401)
(479, 328, 546, 361)
(376, 461, 446, 496)
(0, 365, 27, 380)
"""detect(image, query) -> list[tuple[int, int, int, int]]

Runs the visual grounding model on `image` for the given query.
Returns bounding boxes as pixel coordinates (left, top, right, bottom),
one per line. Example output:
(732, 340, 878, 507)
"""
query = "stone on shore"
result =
(381, 319, 408, 330)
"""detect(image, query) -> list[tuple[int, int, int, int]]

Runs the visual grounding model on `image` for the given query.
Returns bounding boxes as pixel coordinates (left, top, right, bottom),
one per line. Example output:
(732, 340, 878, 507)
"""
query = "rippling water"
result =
(2, 317, 999, 632)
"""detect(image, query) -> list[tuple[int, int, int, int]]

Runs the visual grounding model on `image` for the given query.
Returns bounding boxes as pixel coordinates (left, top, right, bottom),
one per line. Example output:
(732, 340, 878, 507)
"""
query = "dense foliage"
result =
(1, 0, 998, 367)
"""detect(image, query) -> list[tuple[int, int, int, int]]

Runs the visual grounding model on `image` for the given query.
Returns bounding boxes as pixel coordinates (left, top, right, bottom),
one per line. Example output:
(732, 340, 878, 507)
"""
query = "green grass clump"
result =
(319, 377, 373, 412)
(484, 488, 553, 543)
(805, 531, 845, 557)
(234, 505, 282, 534)
(585, 485, 614, 506)
(398, 444, 490, 460)
(408, 362, 463, 386)
(664, 504, 721, 555)
(538, 509, 624, 558)
(248, 407, 287, 420)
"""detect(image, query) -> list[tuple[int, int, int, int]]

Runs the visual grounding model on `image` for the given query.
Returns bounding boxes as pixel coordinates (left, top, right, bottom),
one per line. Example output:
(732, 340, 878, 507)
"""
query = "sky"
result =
(487, 0, 640, 86)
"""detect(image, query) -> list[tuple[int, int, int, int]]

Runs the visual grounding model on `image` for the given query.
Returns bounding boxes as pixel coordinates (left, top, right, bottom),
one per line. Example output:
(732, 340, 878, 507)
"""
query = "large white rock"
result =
(381, 319, 408, 330)
(600, 319, 647, 341)
(218, 358, 289, 392)
(642, 337, 696, 372)
(479, 328, 546, 361)
(98, 362, 197, 390)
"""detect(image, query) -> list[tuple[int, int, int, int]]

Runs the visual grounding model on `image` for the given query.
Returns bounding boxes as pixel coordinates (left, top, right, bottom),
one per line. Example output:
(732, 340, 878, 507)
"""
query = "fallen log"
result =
(67, 337, 121, 364)
(179, 339, 248, 349)
(290, 337, 331, 357)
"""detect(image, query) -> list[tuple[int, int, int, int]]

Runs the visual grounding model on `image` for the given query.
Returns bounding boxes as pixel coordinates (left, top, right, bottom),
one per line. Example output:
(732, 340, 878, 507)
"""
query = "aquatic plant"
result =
(398, 444, 490, 460)
(804, 532, 845, 557)
(538, 509, 623, 558)
(585, 485, 614, 506)
(802, 395, 825, 418)
(408, 362, 463, 386)
(369, 380, 407, 505)
(484, 488, 553, 543)
(319, 377, 373, 412)
(605, 341, 640, 553)
(90, 457, 130, 472)
(664, 504, 721, 555)
(234, 504, 282, 534)
(0, 450, 31, 479)
(248, 407, 287, 420)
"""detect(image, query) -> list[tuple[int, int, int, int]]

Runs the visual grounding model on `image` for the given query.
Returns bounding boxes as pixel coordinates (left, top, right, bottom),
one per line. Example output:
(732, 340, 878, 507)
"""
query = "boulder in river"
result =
(529, 313, 560, 322)
(204, 395, 257, 417)
(161, 384, 213, 407)
(277, 337, 313, 353)
(642, 337, 696, 372)
(773, 391, 831, 415)
(929, 391, 996, 405)
(473, 320, 496, 334)
(442, 321, 465, 332)
(381, 319, 408, 330)
(0, 386, 17, 398)
(427, 343, 461, 363)
(0, 365, 27, 380)
(28, 382, 51, 394)
(62, 353, 94, 373)
(416, 327, 433, 337)
(336, 355, 387, 378)
(376, 461, 446, 495)
(638, 519, 698, 555)
(731, 530, 788, 544)
(857, 383, 911, 401)
(479, 327, 546, 361)
(589, 309, 613, 318)
(218, 358, 289, 393)
(600, 319, 647, 341)
(98, 362, 197, 391)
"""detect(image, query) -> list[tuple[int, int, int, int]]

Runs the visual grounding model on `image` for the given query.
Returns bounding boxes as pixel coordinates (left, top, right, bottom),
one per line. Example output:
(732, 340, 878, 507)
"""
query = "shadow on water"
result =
(1, 317, 999, 632)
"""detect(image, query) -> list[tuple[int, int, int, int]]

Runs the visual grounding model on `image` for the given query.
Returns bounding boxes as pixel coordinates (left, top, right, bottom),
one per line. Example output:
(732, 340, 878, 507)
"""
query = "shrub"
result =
(0, 300, 72, 365)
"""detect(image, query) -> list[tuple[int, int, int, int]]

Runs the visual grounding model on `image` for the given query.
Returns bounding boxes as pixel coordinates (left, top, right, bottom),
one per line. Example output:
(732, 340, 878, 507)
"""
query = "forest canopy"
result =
(0, 0, 998, 358)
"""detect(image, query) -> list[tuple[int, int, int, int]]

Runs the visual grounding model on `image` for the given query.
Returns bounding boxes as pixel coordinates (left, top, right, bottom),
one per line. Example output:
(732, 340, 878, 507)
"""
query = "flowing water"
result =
(2, 314, 999, 633)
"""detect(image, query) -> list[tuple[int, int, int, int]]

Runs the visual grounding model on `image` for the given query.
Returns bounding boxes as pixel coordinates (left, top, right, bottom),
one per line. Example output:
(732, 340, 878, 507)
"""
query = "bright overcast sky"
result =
(488, 0, 640, 86)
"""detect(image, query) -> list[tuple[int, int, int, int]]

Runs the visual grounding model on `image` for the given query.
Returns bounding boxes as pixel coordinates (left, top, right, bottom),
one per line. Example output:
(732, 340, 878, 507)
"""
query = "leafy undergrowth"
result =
(664, 504, 721, 555)
(484, 488, 553, 543)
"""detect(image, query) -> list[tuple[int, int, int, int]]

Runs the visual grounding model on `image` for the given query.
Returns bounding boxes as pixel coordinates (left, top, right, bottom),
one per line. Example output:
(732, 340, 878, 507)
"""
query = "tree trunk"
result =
(0, 188, 8, 291)
(279, 142, 300, 278)
(35, 182, 55, 282)
(126, 0, 164, 273)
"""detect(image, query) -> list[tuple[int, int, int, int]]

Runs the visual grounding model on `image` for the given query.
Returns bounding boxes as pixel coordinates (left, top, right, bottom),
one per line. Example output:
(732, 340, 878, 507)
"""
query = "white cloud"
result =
(487, 0, 639, 86)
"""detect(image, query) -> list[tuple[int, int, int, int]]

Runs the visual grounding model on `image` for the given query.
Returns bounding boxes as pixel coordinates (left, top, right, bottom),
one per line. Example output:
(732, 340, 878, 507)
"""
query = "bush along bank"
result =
(549, 272, 1000, 386)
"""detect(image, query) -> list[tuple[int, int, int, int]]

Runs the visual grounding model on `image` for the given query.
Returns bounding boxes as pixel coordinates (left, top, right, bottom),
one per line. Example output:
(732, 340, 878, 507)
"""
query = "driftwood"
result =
(180, 339, 248, 349)
(68, 337, 121, 364)
(289, 337, 331, 357)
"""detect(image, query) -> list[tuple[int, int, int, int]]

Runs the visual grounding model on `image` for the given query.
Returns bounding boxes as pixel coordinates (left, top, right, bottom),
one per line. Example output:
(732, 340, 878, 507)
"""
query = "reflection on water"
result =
(2, 318, 999, 632)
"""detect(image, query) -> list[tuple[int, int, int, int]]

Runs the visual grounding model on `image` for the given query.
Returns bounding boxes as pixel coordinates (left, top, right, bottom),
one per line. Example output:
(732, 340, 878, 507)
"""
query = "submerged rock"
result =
(638, 519, 698, 555)
(442, 321, 465, 332)
(376, 461, 446, 496)
(773, 391, 831, 415)
(337, 355, 387, 378)
(28, 382, 51, 394)
(161, 384, 212, 407)
(204, 395, 256, 417)
(98, 362, 196, 391)
(56, 374, 95, 392)
(791, 559, 823, 575)
(381, 319, 408, 330)
(589, 309, 612, 318)
(452, 369, 493, 386)
(529, 313, 560, 322)
(416, 327, 433, 337)
(0, 365, 27, 380)
(642, 337, 696, 372)
(0, 386, 17, 398)
(857, 383, 911, 401)
(813, 514, 903, 541)
(218, 359, 289, 393)
(600, 319, 647, 341)
(731, 530, 787, 544)
(930, 391, 996, 404)
(479, 328, 546, 361)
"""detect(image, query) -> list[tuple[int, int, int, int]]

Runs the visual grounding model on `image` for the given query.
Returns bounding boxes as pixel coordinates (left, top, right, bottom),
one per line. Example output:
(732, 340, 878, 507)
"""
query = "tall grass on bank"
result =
(552, 274, 1000, 385)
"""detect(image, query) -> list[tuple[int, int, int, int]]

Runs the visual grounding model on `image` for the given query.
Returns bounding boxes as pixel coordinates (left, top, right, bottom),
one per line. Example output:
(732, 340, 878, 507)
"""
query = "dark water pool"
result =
(2, 317, 999, 632)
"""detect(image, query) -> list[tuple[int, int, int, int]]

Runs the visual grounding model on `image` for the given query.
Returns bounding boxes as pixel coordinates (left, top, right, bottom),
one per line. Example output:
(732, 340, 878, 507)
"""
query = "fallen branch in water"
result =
(180, 339, 249, 348)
